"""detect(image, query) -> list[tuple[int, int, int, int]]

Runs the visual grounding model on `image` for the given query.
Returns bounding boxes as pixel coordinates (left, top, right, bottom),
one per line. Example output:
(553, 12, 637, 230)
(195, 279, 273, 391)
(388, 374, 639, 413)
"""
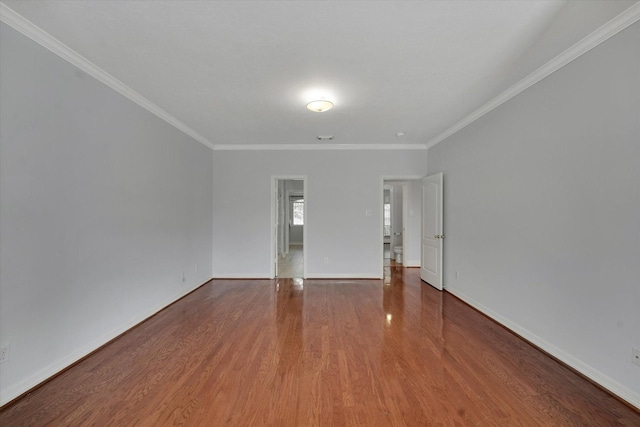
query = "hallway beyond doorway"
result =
(278, 245, 303, 278)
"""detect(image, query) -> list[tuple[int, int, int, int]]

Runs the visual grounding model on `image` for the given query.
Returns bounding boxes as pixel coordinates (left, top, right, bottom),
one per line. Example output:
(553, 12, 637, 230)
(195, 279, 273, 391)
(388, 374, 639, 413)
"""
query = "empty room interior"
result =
(1, 1, 639, 425)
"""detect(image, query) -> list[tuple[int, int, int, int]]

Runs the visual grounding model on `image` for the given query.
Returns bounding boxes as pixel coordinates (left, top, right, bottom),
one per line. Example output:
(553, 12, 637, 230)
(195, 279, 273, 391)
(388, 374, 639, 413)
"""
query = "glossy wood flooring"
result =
(2, 266, 639, 426)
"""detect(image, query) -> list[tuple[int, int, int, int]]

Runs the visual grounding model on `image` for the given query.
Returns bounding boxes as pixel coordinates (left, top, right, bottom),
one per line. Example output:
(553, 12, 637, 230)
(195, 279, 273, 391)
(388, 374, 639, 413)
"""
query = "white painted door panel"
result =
(421, 173, 443, 290)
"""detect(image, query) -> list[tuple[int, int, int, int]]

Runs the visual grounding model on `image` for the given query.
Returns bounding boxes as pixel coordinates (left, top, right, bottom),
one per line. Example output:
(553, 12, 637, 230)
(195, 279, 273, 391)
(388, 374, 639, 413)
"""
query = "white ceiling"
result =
(2, 1, 637, 149)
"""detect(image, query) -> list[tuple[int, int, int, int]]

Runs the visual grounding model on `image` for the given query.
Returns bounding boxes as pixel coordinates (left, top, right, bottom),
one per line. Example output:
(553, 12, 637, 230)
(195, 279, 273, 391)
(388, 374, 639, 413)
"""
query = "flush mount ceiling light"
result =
(306, 99, 334, 113)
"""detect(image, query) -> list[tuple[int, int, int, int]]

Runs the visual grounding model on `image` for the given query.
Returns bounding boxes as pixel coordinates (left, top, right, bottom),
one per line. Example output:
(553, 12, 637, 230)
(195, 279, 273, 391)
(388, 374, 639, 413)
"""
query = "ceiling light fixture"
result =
(306, 99, 334, 113)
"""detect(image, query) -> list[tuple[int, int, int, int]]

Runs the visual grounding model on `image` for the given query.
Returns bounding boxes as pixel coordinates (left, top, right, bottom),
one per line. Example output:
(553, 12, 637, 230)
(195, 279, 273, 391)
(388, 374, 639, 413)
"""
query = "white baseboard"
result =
(305, 273, 380, 279)
(0, 279, 209, 406)
(403, 260, 420, 267)
(445, 286, 640, 410)
(212, 273, 271, 279)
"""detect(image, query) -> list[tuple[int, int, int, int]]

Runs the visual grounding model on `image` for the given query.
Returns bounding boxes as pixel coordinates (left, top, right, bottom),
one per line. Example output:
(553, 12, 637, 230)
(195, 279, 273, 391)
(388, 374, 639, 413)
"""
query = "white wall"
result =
(427, 23, 640, 407)
(212, 149, 427, 278)
(0, 23, 214, 405)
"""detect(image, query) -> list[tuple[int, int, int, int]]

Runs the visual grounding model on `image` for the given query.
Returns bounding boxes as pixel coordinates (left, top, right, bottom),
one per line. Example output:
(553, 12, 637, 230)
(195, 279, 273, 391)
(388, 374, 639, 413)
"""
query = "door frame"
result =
(380, 175, 424, 278)
(271, 176, 307, 279)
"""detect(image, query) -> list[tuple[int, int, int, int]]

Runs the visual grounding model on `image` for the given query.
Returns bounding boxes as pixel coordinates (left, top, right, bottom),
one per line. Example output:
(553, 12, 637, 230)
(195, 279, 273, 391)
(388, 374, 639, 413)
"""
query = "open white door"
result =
(421, 173, 443, 290)
(273, 180, 280, 278)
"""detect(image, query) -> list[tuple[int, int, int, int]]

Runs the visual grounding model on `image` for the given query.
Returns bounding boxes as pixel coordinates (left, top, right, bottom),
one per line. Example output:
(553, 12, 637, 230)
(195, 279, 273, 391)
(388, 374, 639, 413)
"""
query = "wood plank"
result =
(1, 268, 638, 425)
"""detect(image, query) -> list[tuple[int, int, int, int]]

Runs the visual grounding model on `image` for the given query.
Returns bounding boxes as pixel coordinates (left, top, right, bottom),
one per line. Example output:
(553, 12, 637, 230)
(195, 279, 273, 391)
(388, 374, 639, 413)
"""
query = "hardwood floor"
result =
(2, 267, 639, 426)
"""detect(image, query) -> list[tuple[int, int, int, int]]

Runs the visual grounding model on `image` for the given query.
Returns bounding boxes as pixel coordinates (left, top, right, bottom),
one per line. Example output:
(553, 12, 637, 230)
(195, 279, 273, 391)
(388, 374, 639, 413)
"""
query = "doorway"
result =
(380, 176, 423, 278)
(383, 186, 392, 262)
(272, 177, 306, 278)
(383, 182, 404, 268)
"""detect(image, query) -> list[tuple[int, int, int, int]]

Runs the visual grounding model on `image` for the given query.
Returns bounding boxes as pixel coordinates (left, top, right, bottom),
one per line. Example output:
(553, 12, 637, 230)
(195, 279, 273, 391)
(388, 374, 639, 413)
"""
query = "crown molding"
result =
(0, 3, 216, 151)
(425, 2, 640, 150)
(213, 143, 427, 151)
(0, 3, 422, 154)
(4, 1, 638, 153)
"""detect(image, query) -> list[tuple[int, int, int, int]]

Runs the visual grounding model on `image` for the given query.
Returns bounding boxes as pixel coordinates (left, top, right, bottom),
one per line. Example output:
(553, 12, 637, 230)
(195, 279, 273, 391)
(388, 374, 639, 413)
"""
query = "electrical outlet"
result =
(632, 347, 640, 367)
(0, 345, 10, 364)
(324, 257, 329, 264)
(455, 270, 461, 279)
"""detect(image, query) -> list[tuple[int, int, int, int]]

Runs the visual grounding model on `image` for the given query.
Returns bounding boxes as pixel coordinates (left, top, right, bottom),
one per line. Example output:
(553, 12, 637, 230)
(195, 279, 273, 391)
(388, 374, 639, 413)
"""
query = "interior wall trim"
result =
(0, 279, 209, 406)
(425, 2, 640, 150)
(445, 286, 640, 410)
(305, 274, 382, 279)
(403, 261, 421, 268)
(5, 2, 636, 153)
(211, 274, 271, 279)
(213, 144, 427, 151)
(0, 3, 216, 151)
(0, 3, 426, 153)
